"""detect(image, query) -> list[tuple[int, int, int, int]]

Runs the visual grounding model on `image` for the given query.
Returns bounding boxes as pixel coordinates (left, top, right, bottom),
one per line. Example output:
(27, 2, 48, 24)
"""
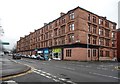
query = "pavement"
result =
(0, 55, 31, 79)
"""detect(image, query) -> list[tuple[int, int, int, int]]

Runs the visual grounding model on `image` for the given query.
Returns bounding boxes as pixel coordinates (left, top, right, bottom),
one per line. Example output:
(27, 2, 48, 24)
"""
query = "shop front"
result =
(52, 48, 62, 60)
(44, 48, 49, 60)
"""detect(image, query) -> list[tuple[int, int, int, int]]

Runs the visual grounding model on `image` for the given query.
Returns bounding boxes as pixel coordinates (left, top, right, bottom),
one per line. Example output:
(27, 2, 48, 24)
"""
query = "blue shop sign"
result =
(44, 49, 49, 54)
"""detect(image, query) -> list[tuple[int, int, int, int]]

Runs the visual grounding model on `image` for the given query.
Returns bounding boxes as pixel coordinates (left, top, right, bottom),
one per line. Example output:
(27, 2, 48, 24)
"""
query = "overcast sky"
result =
(0, 0, 119, 50)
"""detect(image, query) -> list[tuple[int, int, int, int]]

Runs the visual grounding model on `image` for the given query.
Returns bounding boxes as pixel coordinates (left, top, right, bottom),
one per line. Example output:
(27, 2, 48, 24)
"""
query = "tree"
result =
(11, 44, 17, 53)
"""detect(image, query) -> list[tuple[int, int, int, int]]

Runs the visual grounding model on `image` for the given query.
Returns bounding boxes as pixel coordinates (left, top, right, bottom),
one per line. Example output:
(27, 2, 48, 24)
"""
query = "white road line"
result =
(4, 80, 16, 82)
(4, 80, 18, 84)
(52, 78, 60, 82)
(89, 72, 119, 79)
(33, 68, 76, 84)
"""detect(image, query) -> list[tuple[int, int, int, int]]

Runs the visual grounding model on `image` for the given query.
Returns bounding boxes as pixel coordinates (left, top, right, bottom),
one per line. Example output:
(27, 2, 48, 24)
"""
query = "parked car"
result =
(0, 52, 4, 56)
(13, 54, 21, 59)
(31, 55, 37, 59)
(36, 55, 45, 60)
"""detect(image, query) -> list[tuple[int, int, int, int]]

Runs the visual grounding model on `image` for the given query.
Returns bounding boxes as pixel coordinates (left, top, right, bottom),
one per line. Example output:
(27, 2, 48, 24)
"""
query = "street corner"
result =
(1, 61, 32, 81)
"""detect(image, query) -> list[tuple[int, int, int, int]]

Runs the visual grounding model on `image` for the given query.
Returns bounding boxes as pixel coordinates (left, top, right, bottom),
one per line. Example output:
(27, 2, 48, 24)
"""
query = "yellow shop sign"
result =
(52, 48, 61, 53)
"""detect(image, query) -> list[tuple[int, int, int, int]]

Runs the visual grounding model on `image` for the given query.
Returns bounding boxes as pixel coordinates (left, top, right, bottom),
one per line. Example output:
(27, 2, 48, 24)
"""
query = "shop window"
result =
(93, 49, 96, 57)
(66, 49, 72, 57)
(54, 53, 58, 58)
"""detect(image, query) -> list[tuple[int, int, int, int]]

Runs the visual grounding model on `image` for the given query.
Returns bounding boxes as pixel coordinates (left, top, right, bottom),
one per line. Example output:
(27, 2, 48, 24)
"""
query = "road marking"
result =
(89, 72, 119, 79)
(3, 80, 18, 84)
(33, 68, 76, 84)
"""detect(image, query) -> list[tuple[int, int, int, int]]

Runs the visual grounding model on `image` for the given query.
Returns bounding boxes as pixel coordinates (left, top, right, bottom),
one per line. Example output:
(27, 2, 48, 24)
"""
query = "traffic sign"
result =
(2, 42, 9, 45)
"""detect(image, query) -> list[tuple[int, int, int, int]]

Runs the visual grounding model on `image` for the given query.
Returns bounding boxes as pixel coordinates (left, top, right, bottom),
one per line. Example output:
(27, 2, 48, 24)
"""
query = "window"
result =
(61, 26, 65, 34)
(93, 16, 96, 23)
(99, 27, 104, 36)
(88, 50, 90, 57)
(93, 25, 97, 34)
(105, 39, 109, 46)
(62, 18, 66, 24)
(58, 38, 61, 45)
(105, 51, 109, 57)
(69, 12, 74, 20)
(88, 24, 91, 32)
(49, 40, 52, 46)
(88, 14, 90, 21)
(99, 19, 103, 25)
(58, 29, 61, 35)
(54, 29, 58, 36)
(105, 21, 109, 28)
(105, 29, 109, 37)
(113, 50, 116, 57)
(61, 37, 65, 44)
(88, 35, 91, 44)
(112, 32, 115, 38)
(66, 49, 72, 57)
(112, 41, 115, 47)
(68, 34, 74, 43)
(45, 33, 48, 39)
(55, 21, 57, 27)
(93, 36, 97, 44)
(54, 39, 57, 46)
(69, 23, 74, 31)
(93, 49, 96, 57)
(100, 50, 103, 57)
(99, 38, 104, 45)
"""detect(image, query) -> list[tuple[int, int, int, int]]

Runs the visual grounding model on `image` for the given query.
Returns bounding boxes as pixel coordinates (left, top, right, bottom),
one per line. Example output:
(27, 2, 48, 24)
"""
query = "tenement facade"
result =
(117, 28, 120, 61)
(17, 7, 117, 61)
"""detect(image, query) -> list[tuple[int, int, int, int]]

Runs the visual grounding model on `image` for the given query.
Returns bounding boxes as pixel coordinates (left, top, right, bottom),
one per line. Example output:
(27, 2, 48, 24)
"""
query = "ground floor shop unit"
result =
(17, 43, 117, 61)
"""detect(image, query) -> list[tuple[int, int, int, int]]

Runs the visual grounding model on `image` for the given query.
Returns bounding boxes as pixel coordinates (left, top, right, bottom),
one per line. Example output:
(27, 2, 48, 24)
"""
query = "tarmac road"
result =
(1, 55, 120, 84)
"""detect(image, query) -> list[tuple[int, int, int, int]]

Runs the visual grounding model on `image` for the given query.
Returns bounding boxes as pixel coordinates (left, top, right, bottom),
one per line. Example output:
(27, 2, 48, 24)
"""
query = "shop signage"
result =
(52, 48, 61, 53)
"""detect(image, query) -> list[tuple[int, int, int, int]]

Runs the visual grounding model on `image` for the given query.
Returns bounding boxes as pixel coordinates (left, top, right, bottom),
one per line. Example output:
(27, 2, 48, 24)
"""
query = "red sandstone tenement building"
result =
(17, 6, 117, 61)
(117, 28, 120, 61)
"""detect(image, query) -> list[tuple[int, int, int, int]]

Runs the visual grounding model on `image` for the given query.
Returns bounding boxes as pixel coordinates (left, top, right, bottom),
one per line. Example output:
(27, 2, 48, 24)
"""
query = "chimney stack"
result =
(60, 12, 65, 16)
